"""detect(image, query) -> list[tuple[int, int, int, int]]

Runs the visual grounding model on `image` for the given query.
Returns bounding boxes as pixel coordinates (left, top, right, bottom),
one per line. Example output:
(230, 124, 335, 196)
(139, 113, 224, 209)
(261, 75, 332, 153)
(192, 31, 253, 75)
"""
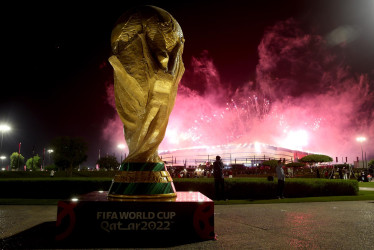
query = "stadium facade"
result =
(159, 142, 309, 168)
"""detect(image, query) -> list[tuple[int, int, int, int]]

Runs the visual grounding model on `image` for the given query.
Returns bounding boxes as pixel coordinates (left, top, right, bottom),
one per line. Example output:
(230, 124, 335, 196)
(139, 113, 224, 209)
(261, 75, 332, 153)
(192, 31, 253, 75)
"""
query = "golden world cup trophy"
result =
(107, 6, 184, 199)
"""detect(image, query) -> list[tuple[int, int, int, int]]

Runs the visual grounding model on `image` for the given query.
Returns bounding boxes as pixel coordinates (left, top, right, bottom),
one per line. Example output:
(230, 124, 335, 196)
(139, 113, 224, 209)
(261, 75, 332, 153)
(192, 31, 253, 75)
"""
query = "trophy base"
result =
(108, 192, 177, 199)
(55, 191, 215, 248)
(108, 162, 177, 198)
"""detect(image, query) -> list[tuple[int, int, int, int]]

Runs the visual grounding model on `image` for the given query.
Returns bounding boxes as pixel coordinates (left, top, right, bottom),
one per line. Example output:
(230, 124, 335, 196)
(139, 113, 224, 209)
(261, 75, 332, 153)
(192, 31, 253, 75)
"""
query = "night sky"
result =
(1, 0, 373, 167)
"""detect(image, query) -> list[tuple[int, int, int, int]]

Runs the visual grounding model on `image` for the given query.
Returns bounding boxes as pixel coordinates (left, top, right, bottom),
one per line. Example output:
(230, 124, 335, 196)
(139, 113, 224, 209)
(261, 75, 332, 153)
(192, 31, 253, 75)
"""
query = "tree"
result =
(10, 152, 25, 170)
(45, 164, 58, 171)
(286, 162, 306, 168)
(50, 136, 88, 176)
(368, 160, 374, 175)
(261, 160, 279, 168)
(299, 154, 333, 166)
(96, 155, 119, 170)
(26, 155, 41, 171)
(368, 160, 374, 168)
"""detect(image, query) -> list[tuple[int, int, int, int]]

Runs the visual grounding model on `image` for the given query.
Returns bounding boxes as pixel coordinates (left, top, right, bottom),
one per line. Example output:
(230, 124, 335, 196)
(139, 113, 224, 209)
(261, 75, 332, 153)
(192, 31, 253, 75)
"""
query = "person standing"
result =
(343, 167, 348, 180)
(213, 155, 225, 200)
(338, 167, 343, 179)
(316, 168, 320, 178)
(276, 159, 285, 199)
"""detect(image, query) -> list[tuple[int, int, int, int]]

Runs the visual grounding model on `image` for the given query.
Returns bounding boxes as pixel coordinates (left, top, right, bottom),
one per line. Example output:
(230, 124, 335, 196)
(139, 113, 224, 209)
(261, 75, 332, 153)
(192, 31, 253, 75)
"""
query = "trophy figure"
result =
(107, 6, 184, 198)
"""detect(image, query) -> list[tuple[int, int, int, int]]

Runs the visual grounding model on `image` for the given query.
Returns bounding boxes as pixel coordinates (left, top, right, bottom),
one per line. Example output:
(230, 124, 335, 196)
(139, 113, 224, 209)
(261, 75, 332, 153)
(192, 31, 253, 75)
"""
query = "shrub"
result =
(0, 170, 117, 178)
(174, 178, 358, 199)
(0, 178, 112, 199)
(286, 162, 306, 168)
(0, 177, 358, 200)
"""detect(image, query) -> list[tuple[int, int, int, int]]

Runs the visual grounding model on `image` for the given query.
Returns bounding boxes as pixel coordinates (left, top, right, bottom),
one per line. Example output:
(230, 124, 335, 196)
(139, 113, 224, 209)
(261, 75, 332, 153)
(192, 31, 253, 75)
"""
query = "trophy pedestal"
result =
(55, 191, 215, 248)
(108, 162, 177, 199)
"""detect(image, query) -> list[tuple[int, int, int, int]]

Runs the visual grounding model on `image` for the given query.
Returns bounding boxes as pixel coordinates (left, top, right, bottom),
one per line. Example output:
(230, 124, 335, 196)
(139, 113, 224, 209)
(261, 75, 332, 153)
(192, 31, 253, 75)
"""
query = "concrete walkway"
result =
(1, 200, 374, 249)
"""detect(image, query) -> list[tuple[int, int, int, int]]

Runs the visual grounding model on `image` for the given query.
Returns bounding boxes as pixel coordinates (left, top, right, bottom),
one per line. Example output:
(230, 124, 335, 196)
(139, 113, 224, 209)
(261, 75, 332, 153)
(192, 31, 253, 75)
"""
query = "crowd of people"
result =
(167, 162, 373, 182)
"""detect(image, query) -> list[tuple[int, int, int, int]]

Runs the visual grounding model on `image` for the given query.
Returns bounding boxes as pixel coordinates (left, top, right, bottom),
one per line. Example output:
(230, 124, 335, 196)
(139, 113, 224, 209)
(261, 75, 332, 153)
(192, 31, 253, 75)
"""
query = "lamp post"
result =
(356, 137, 366, 168)
(47, 149, 54, 165)
(0, 156, 6, 170)
(117, 144, 126, 165)
(0, 124, 11, 155)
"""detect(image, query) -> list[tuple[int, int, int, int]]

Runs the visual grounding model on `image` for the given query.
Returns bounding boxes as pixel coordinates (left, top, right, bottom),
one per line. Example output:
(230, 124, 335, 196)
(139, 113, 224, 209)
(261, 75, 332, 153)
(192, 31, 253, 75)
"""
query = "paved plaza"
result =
(1, 199, 373, 249)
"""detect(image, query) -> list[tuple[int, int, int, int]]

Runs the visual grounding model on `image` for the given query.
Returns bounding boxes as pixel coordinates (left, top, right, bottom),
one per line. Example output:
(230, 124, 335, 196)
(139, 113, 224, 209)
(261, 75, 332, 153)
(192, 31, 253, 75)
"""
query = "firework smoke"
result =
(256, 18, 374, 161)
(102, 19, 374, 163)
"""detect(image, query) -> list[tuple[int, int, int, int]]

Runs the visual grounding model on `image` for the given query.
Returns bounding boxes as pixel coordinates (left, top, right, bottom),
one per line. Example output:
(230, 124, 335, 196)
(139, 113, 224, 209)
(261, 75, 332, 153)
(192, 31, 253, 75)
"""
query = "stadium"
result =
(159, 142, 309, 169)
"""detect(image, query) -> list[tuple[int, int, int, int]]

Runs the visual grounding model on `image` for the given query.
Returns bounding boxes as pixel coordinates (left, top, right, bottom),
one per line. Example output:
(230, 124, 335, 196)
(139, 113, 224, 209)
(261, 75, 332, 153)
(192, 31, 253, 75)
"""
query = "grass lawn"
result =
(358, 181, 374, 188)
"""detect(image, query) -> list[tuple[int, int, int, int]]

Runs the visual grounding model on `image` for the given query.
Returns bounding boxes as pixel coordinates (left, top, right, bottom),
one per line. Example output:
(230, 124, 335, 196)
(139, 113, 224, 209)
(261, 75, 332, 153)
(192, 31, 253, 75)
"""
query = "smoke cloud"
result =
(256, 18, 374, 161)
(102, 18, 374, 163)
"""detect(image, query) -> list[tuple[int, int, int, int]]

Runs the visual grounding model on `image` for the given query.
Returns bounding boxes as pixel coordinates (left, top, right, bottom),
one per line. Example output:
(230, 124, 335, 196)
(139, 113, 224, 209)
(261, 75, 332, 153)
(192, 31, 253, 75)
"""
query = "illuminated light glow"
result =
(326, 25, 360, 46)
(165, 128, 181, 145)
(0, 124, 11, 132)
(98, 190, 104, 193)
(117, 144, 126, 149)
(71, 198, 79, 202)
(356, 137, 366, 142)
(254, 142, 261, 153)
(281, 130, 309, 150)
(0, 156, 6, 160)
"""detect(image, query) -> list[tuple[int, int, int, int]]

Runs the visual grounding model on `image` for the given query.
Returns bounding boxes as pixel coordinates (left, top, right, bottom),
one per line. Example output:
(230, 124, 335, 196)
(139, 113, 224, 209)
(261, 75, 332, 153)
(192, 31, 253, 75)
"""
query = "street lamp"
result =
(117, 144, 126, 164)
(356, 137, 366, 168)
(47, 149, 54, 165)
(0, 156, 6, 170)
(0, 124, 11, 154)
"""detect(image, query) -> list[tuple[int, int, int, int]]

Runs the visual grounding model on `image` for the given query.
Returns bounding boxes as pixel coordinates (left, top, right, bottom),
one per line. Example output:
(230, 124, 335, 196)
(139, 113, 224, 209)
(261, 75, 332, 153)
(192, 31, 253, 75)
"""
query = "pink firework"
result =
(102, 19, 374, 163)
